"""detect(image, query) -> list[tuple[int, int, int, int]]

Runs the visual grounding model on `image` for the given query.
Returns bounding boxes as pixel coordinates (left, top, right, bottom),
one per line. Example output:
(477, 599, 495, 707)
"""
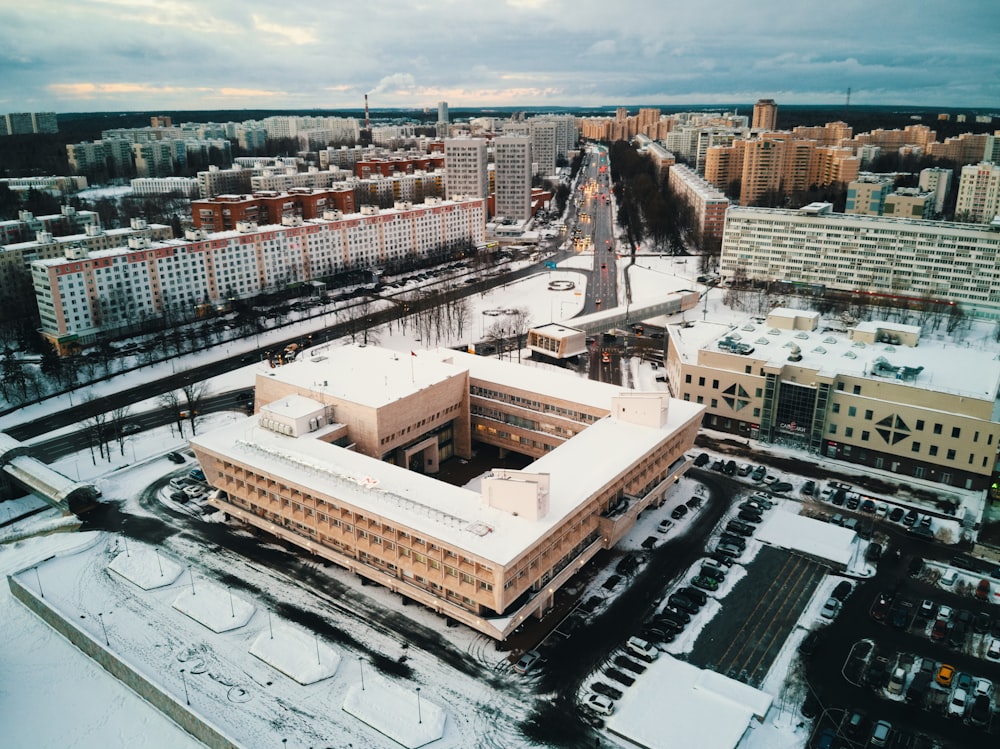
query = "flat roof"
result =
(193, 348, 704, 567)
(530, 323, 584, 340)
(673, 317, 1000, 401)
(262, 346, 462, 410)
(755, 508, 856, 568)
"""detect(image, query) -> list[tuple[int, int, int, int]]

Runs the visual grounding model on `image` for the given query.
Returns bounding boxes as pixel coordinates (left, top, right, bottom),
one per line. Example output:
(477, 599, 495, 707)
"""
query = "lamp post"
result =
(180, 668, 190, 706)
(97, 612, 109, 646)
(267, 609, 274, 639)
(359, 656, 365, 691)
(416, 686, 422, 724)
(155, 548, 163, 577)
(33, 565, 44, 598)
(188, 565, 195, 596)
(228, 586, 235, 618)
(315, 633, 321, 665)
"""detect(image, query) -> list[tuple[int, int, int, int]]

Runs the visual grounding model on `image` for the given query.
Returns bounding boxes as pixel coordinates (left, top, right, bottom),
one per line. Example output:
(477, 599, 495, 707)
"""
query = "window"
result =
(698, 376, 705, 387)
(755, 388, 762, 398)
(848, 406, 857, 417)
(911, 442, 920, 452)
(753, 408, 760, 417)
(929, 445, 938, 456)
(836, 382, 845, 391)
(829, 424, 837, 434)
(696, 395, 704, 404)
(861, 431, 870, 442)
(710, 399, 718, 408)
(916, 420, 925, 431)
(946, 449, 956, 460)
(831, 403, 840, 414)
(685, 374, 692, 384)
(933, 423, 942, 435)
(951, 427, 960, 439)
(853, 385, 861, 395)
(845, 427, 854, 438)
(712, 379, 719, 389)
(864, 410, 873, 420)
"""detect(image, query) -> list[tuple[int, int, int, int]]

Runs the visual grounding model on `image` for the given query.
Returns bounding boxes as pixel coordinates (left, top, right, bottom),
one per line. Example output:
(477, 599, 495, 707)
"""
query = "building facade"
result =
(751, 99, 778, 131)
(845, 177, 892, 216)
(719, 203, 1000, 318)
(666, 309, 1000, 491)
(32, 197, 486, 352)
(666, 164, 730, 248)
(955, 162, 1000, 223)
(493, 137, 532, 221)
(919, 167, 953, 215)
(190, 345, 703, 639)
(443, 138, 490, 200)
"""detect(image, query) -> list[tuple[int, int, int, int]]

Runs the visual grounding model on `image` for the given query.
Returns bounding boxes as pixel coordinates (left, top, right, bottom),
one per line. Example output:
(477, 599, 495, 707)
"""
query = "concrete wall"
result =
(7, 574, 241, 749)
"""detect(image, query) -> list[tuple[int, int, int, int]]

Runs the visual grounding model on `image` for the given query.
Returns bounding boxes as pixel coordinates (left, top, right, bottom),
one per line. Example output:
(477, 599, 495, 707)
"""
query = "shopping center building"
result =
(190, 345, 703, 639)
(665, 308, 1000, 491)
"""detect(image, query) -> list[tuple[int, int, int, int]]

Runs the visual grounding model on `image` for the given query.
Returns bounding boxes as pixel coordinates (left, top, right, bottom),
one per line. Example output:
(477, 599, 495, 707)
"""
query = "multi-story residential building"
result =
(354, 155, 444, 179)
(636, 137, 676, 178)
(132, 141, 178, 178)
(845, 176, 893, 215)
(350, 171, 444, 207)
(197, 164, 254, 199)
(884, 188, 935, 220)
(665, 308, 1000, 491)
(666, 164, 730, 248)
(790, 122, 853, 147)
(443, 138, 490, 200)
(130, 177, 200, 197)
(751, 99, 778, 131)
(32, 197, 486, 352)
(530, 119, 558, 175)
(928, 132, 993, 166)
(189, 344, 703, 639)
(66, 139, 134, 178)
(919, 167, 953, 215)
(705, 134, 859, 205)
(842, 125, 937, 154)
(719, 203, 1000, 318)
(191, 188, 356, 232)
(0, 112, 58, 136)
(249, 166, 353, 193)
(0, 206, 100, 246)
(0, 176, 88, 197)
(955, 162, 1000, 223)
(493, 137, 532, 221)
(0, 219, 170, 319)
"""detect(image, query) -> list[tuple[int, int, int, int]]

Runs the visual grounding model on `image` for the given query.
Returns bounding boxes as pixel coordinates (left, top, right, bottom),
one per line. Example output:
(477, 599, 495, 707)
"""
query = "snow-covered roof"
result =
(261, 394, 324, 420)
(193, 392, 702, 567)
(673, 317, 1000, 400)
(754, 508, 856, 568)
(607, 653, 772, 749)
(262, 346, 462, 410)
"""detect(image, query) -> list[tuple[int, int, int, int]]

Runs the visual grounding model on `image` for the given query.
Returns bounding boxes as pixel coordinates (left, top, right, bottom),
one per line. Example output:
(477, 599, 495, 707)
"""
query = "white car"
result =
(820, 597, 841, 620)
(947, 688, 968, 718)
(987, 639, 1000, 661)
(657, 519, 674, 534)
(626, 636, 659, 661)
(514, 650, 542, 675)
(584, 693, 615, 716)
(974, 677, 993, 697)
(183, 484, 205, 499)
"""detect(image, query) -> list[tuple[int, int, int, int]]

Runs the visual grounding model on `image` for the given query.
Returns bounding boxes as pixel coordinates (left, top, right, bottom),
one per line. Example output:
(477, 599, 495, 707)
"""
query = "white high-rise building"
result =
(955, 162, 1000, 224)
(530, 120, 558, 176)
(437, 101, 449, 124)
(493, 137, 532, 221)
(918, 167, 953, 215)
(443, 138, 489, 199)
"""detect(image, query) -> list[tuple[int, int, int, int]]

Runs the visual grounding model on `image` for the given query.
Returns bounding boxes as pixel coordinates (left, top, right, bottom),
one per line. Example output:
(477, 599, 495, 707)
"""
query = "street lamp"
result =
(97, 612, 109, 646)
(180, 668, 190, 705)
(359, 656, 365, 691)
(416, 686, 422, 724)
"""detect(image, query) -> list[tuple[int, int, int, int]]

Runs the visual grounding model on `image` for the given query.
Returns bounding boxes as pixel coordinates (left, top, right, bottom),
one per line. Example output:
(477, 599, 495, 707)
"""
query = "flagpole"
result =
(410, 351, 415, 383)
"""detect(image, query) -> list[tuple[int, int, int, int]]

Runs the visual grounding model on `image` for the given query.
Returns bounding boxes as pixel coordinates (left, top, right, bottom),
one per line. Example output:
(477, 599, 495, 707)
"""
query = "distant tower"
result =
(364, 94, 371, 131)
(752, 99, 778, 131)
(437, 101, 449, 124)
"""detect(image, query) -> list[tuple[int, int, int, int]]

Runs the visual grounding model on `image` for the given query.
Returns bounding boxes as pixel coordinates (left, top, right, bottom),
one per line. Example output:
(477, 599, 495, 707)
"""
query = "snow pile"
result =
(109, 546, 183, 589)
(249, 623, 341, 685)
(343, 671, 446, 749)
(172, 582, 255, 633)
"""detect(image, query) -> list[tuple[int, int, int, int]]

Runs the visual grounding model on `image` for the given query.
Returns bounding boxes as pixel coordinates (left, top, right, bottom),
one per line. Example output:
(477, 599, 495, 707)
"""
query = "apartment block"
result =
(493, 137, 532, 221)
(0, 111, 58, 136)
(955, 162, 1000, 223)
(666, 164, 730, 247)
(918, 167, 953, 215)
(719, 203, 1000, 318)
(845, 176, 893, 215)
(443, 138, 490, 199)
(928, 132, 992, 165)
(0, 206, 100, 246)
(191, 188, 356, 232)
(752, 99, 778, 131)
(32, 197, 486, 352)
(666, 309, 1000, 491)
(190, 345, 703, 639)
(790, 122, 853, 147)
(884, 188, 934, 220)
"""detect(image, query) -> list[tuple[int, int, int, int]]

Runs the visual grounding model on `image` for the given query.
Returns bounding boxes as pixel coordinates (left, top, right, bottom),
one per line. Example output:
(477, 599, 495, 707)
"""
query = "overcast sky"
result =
(2, 0, 998, 114)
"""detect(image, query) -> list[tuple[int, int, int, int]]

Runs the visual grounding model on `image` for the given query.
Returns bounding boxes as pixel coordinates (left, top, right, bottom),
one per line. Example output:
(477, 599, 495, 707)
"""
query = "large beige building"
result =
(666, 309, 1000, 491)
(719, 203, 1000, 318)
(190, 345, 703, 639)
(752, 99, 778, 131)
(955, 161, 1000, 223)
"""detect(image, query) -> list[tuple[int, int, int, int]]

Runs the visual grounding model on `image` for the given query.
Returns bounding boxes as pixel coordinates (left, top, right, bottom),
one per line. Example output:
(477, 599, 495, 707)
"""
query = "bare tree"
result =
(159, 390, 185, 437)
(109, 405, 132, 456)
(508, 307, 533, 362)
(182, 382, 209, 436)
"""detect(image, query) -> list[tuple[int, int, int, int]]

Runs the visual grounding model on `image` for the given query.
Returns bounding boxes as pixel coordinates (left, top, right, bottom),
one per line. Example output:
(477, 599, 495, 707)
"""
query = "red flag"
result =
(411, 351, 417, 357)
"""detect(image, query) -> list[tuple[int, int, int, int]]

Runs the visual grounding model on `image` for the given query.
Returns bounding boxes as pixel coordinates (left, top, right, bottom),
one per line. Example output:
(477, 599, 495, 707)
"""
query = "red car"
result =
(931, 618, 950, 641)
(870, 593, 892, 623)
(977, 579, 991, 601)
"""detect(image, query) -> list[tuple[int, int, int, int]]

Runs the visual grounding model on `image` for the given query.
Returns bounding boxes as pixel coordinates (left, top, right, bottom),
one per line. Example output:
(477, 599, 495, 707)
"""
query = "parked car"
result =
(970, 694, 991, 727)
(988, 639, 1000, 661)
(738, 510, 763, 524)
(871, 720, 893, 747)
(692, 575, 719, 592)
(844, 708, 866, 737)
(188, 468, 206, 482)
(584, 693, 615, 716)
(771, 482, 793, 493)
(121, 422, 141, 435)
(801, 480, 816, 496)
(832, 581, 853, 602)
(668, 594, 700, 615)
(166, 451, 186, 464)
(694, 453, 711, 467)
(656, 610, 689, 628)
(871, 592, 892, 623)
(709, 551, 735, 567)
(820, 597, 841, 620)
(700, 565, 726, 583)
(626, 636, 659, 661)
(725, 521, 754, 537)
(917, 599, 937, 619)
(737, 463, 752, 477)
(887, 667, 907, 694)
(903, 508, 919, 526)
(514, 650, 542, 674)
(657, 519, 674, 533)
(977, 579, 991, 601)
(947, 688, 968, 718)
(670, 505, 689, 520)
(888, 507, 904, 522)
(719, 534, 746, 550)
(815, 729, 837, 749)
(169, 491, 190, 503)
(751, 466, 767, 481)
(168, 477, 190, 491)
(931, 618, 950, 641)
(975, 611, 991, 633)
(974, 677, 992, 697)
(936, 663, 955, 687)
(716, 543, 742, 558)
(678, 587, 708, 606)
(860, 499, 876, 513)
(799, 629, 823, 656)
(686, 496, 703, 511)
